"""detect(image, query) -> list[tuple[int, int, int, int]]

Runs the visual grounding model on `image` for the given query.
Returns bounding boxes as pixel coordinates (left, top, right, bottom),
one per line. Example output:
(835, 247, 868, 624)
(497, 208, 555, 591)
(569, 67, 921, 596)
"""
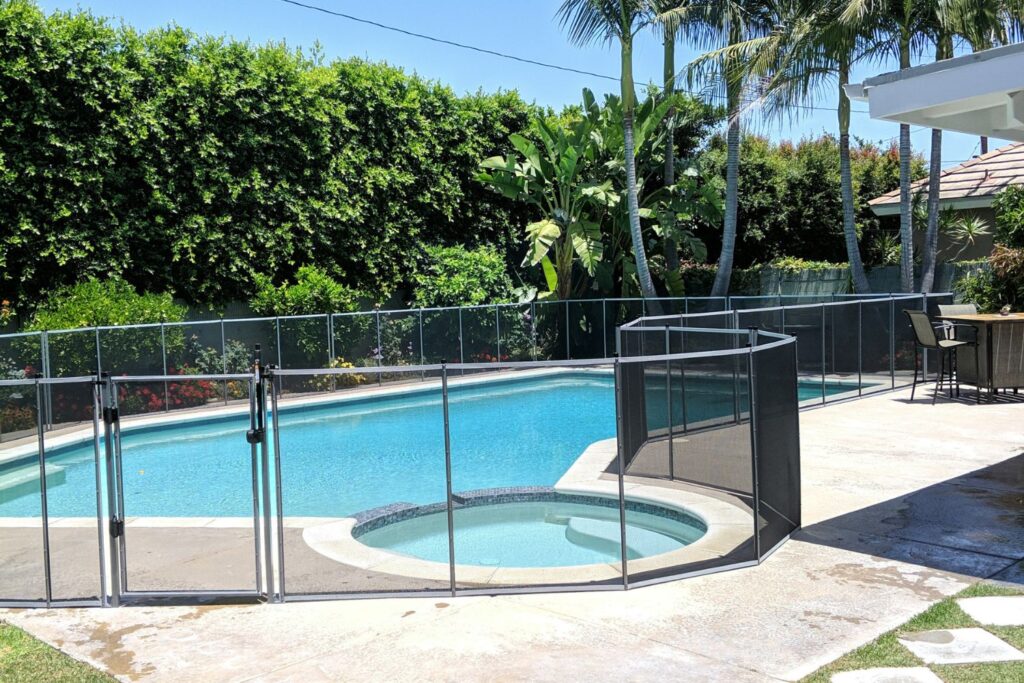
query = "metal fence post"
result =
(100, 375, 121, 607)
(94, 327, 102, 376)
(494, 305, 501, 363)
(375, 310, 382, 386)
(270, 372, 286, 602)
(564, 299, 570, 360)
(458, 307, 464, 373)
(613, 358, 629, 589)
(857, 300, 863, 396)
(441, 363, 457, 596)
(889, 299, 895, 389)
(664, 326, 674, 480)
(275, 317, 283, 368)
(34, 379, 52, 606)
(531, 301, 538, 361)
(41, 331, 52, 430)
(220, 317, 228, 404)
(418, 309, 425, 367)
(746, 336, 762, 562)
(160, 322, 169, 412)
(601, 298, 608, 359)
(820, 304, 827, 405)
(90, 377, 107, 605)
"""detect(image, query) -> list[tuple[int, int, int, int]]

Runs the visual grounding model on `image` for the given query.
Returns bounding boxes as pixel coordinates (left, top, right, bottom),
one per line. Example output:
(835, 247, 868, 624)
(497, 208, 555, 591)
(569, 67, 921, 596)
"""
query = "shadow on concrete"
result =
(795, 453, 1023, 585)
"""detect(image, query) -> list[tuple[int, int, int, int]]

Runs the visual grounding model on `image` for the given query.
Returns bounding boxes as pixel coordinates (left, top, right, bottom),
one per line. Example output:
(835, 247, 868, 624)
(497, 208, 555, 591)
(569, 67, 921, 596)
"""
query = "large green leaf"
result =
(540, 255, 558, 294)
(525, 219, 561, 266)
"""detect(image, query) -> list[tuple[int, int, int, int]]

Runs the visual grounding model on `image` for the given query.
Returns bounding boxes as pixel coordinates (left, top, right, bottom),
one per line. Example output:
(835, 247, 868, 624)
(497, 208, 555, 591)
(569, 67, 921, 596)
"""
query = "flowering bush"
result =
(310, 357, 366, 391)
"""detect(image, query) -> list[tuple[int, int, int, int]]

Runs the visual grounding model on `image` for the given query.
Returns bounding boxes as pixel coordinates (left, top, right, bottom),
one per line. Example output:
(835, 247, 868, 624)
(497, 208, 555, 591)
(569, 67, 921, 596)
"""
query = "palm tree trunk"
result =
(838, 62, 870, 294)
(980, 136, 988, 155)
(711, 106, 740, 297)
(920, 128, 942, 293)
(663, 26, 679, 273)
(621, 38, 657, 299)
(897, 33, 914, 292)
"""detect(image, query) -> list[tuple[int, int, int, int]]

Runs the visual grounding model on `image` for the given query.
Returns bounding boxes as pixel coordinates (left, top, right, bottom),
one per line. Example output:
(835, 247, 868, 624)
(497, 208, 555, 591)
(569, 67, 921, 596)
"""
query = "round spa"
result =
(352, 490, 707, 570)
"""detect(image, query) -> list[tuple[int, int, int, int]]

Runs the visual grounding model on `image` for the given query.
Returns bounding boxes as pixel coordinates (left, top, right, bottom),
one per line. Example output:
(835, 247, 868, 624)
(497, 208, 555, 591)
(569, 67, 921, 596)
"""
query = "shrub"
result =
(412, 245, 513, 308)
(310, 357, 366, 391)
(250, 266, 362, 316)
(954, 248, 1024, 312)
(992, 186, 1024, 248)
(26, 279, 186, 376)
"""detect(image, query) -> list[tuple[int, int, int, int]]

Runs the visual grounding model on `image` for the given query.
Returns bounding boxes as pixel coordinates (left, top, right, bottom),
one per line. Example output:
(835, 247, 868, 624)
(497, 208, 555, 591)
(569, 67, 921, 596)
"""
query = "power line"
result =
(277, 0, 617, 82)
(276, 0, 872, 115)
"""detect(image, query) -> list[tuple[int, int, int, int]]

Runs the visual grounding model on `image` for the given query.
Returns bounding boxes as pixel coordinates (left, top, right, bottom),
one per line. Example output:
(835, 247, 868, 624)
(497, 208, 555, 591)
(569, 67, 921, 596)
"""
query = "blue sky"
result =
(39, 0, 1003, 168)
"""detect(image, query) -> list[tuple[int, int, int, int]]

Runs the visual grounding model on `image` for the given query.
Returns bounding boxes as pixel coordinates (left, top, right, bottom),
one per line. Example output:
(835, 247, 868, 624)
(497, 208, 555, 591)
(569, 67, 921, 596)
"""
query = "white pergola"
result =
(846, 42, 1024, 141)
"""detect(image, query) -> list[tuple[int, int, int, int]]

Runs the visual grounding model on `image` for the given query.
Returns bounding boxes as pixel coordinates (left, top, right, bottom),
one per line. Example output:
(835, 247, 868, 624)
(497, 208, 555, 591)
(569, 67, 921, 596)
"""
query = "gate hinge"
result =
(102, 407, 119, 424)
(246, 428, 264, 445)
(109, 517, 124, 538)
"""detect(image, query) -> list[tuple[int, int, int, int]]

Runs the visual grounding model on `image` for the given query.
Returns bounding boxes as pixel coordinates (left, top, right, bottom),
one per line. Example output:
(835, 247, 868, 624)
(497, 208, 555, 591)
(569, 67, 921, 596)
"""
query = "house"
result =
(867, 142, 1024, 260)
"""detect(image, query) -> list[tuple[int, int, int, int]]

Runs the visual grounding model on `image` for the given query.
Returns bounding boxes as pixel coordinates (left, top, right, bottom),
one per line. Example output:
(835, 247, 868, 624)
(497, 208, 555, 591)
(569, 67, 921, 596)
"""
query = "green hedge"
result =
(0, 1, 536, 311)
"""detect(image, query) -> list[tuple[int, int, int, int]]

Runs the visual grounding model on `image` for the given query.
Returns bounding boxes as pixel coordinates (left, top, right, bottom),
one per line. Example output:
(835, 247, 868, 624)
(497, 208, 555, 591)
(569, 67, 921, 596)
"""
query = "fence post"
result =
(889, 299, 895, 390)
(746, 335, 762, 562)
(34, 378, 53, 606)
(275, 317, 283, 369)
(269, 371, 286, 602)
(41, 332, 52, 430)
(90, 375, 107, 605)
(857, 300, 863, 396)
(160, 322, 169, 412)
(94, 327, 102, 377)
(601, 299, 608, 359)
(441, 363, 457, 597)
(418, 309, 425, 368)
(531, 301, 538, 361)
(220, 317, 228, 405)
(564, 299, 570, 360)
(494, 305, 501, 363)
(664, 325, 674, 481)
(375, 309, 382, 386)
(820, 304, 827, 405)
(613, 358, 629, 589)
(457, 307, 464, 373)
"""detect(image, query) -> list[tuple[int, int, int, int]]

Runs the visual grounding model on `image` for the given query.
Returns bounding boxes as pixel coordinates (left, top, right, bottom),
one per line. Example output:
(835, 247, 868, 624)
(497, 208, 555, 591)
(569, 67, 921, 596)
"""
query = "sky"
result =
(37, 0, 1005, 169)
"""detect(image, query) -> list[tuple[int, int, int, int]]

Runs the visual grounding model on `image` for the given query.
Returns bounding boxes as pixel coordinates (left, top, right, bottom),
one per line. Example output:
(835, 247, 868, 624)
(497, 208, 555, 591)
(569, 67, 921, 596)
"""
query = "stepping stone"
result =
(831, 667, 942, 682)
(899, 627, 1024, 665)
(957, 595, 1024, 626)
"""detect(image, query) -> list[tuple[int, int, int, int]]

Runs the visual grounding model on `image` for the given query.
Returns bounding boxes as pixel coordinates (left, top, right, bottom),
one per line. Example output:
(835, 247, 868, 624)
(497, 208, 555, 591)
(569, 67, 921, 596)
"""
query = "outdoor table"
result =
(936, 312, 1024, 394)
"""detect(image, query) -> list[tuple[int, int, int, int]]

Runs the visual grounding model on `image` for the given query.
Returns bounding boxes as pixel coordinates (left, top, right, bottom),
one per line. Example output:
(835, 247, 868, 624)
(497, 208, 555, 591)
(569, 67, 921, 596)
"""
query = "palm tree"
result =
(844, 0, 933, 292)
(670, 1, 770, 297)
(557, 0, 659, 299)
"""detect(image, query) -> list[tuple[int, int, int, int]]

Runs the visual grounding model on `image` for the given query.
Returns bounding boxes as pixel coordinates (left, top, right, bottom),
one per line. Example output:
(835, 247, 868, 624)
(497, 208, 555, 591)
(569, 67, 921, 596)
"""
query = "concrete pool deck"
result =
(2, 386, 1023, 682)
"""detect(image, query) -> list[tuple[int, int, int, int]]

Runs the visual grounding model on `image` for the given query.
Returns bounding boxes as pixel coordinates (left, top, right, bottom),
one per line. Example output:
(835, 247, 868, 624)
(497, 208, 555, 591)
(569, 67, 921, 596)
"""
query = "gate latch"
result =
(102, 407, 119, 424)
(109, 517, 124, 538)
(246, 428, 264, 445)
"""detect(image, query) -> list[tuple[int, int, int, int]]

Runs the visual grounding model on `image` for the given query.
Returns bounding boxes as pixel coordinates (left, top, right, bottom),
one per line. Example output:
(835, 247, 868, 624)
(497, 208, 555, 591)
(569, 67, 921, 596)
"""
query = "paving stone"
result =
(898, 627, 1024, 665)
(957, 596, 1024, 626)
(831, 667, 942, 683)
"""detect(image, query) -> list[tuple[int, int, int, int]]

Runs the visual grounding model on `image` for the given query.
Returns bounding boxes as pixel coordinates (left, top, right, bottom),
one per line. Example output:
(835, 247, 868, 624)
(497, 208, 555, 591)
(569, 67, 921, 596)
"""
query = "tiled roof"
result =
(869, 142, 1024, 208)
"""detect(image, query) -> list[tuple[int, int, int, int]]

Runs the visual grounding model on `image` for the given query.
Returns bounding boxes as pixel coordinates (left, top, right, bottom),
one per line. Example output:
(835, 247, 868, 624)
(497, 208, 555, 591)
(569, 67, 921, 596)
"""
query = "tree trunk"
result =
(920, 129, 942, 293)
(663, 27, 679, 273)
(711, 107, 740, 297)
(897, 33, 914, 292)
(838, 62, 870, 294)
(621, 40, 657, 299)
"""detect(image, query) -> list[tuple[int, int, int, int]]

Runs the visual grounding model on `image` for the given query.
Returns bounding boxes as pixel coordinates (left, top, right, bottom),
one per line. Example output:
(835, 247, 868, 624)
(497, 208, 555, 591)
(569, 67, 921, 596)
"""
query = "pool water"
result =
(0, 372, 853, 518)
(357, 499, 707, 567)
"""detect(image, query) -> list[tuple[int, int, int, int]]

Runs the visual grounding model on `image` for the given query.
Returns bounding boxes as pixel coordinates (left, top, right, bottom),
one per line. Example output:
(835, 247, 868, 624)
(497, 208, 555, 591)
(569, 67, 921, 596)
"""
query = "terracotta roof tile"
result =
(869, 142, 1024, 207)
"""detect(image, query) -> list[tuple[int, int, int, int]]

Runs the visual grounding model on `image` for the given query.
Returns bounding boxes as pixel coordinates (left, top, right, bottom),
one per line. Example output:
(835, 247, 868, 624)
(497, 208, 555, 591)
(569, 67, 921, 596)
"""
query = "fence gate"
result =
(104, 372, 268, 603)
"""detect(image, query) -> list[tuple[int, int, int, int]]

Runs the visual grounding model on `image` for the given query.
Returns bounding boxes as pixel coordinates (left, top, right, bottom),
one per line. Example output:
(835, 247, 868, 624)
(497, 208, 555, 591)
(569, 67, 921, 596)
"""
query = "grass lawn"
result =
(802, 583, 1024, 683)
(0, 621, 114, 683)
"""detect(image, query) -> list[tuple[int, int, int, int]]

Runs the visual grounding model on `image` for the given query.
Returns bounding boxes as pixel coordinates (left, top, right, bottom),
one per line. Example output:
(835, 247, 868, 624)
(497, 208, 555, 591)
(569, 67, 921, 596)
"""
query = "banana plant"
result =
(476, 91, 617, 300)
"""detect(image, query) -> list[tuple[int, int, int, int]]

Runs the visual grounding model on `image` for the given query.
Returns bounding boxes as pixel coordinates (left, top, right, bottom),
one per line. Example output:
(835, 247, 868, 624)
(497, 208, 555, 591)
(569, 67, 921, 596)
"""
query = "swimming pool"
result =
(0, 371, 853, 519)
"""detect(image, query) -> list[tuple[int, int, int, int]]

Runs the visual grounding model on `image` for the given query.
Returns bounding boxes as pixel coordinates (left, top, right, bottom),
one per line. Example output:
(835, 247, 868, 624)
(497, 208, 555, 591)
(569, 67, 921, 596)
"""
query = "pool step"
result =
(0, 462, 66, 506)
(564, 517, 638, 558)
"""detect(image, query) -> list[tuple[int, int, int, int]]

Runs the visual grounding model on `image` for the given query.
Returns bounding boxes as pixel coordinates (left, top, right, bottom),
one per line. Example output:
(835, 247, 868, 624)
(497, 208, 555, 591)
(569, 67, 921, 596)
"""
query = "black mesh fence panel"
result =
(752, 342, 801, 556)
(824, 302, 862, 400)
(0, 380, 45, 602)
(275, 369, 451, 597)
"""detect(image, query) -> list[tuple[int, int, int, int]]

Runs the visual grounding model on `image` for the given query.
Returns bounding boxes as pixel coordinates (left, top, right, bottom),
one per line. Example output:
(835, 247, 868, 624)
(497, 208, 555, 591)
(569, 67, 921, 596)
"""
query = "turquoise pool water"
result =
(0, 372, 853, 518)
(358, 499, 708, 567)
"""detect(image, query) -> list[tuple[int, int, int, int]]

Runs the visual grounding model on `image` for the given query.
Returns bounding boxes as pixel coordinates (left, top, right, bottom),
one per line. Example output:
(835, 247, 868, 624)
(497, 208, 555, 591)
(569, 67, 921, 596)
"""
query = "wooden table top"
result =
(937, 312, 1024, 324)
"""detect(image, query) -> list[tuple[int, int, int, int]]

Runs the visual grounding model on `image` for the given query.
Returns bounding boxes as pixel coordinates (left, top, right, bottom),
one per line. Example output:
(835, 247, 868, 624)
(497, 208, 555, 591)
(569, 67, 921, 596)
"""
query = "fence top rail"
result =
(108, 373, 255, 383)
(2, 293, 954, 342)
(0, 375, 96, 387)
